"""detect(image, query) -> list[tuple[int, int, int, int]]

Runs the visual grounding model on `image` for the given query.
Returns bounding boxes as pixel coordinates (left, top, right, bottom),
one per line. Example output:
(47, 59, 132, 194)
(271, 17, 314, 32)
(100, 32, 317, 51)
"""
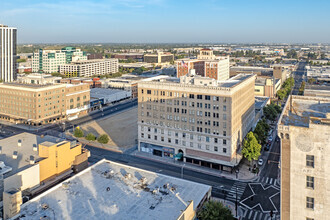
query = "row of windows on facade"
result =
(141, 133, 227, 153)
(142, 110, 227, 120)
(142, 112, 227, 126)
(69, 96, 88, 102)
(142, 103, 227, 111)
(142, 90, 227, 101)
(141, 127, 227, 141)
(305, 155, 315, 214)
(0, 90, 65, 96)
(140, 120, 226, 136)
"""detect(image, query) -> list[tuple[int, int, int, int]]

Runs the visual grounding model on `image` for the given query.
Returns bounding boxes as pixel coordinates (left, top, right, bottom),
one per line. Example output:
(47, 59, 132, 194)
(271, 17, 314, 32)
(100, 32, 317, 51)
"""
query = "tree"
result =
(74, 128, 84, 138)
(97, 134, 110, 144)
(197, 200, 235, 220)
(308, 78, 316, 84)
(263, 104, 279, 121)
(253, 119, 269, 145)
(85, 133, 96, 141)
(242, 132, 261, 162)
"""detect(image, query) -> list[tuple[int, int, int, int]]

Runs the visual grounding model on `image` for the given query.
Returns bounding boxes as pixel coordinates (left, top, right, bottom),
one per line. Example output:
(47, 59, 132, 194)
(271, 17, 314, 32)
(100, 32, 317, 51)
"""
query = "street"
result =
(292, 61, 307, 95)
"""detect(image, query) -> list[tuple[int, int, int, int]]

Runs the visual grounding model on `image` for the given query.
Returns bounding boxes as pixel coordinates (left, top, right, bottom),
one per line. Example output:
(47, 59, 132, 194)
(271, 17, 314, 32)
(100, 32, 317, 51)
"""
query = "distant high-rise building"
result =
(32, 47, 87, 73)
(0, 24, 17, 82)
(176, 49, 230, 81)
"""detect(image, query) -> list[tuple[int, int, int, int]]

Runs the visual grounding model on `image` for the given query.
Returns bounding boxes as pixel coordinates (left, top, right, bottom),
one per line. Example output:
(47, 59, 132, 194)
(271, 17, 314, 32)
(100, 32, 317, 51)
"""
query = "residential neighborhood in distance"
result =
(0, 1, 329, 220)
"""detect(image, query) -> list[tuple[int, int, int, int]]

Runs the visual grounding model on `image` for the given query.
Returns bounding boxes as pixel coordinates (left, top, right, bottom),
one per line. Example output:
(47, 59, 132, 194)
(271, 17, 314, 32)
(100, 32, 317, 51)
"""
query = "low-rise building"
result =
(112, 53, 144, 61)
(59, 59, 118, 77)
(144, 52, 174, 64)
(17, 73, 61, 85)
(230, 66, 273, 77)
(14, 159, 211, 220)
(278, 95, 330, 220)
(304, 85, 330, 98)
(254, 76, 281, 98)
(0, 133, 89, 219)
(137, 74, 256, 171)
(90, 88, 131, 105)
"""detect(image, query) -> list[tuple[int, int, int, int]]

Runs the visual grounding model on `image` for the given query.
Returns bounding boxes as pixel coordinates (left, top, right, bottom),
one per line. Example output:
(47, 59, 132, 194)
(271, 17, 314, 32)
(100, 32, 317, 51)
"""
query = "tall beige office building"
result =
(278, 95, 330, 220)
(137, 74, 255, 171)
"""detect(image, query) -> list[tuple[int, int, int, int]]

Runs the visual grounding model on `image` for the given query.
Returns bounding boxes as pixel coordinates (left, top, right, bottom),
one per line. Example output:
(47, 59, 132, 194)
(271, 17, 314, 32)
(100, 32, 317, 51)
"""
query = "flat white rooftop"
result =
(18, 159, 211, 220)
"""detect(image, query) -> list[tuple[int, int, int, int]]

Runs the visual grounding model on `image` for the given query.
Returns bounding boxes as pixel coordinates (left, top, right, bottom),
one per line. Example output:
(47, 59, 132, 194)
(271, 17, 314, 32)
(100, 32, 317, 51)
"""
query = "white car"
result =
(258, 158, 264, 166)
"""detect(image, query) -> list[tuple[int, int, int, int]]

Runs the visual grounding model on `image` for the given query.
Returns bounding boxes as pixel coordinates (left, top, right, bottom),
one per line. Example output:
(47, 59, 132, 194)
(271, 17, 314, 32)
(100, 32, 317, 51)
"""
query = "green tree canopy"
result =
(85, 133, 96, 141)
(242, 132, 261, 162)
(97, 134, 110, 144)
(197, 200, 235, 220)
(254, 119, 270, 145)
(263, 104, 279, 121)
(74, 128, 84, 138)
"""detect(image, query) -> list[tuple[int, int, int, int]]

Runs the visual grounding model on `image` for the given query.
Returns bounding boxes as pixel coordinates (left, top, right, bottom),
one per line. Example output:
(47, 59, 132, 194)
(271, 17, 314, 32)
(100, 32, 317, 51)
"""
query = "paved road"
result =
(0, 99, 138, 138)
(292, 61, 306, 95)
(86, 145, 241, 201)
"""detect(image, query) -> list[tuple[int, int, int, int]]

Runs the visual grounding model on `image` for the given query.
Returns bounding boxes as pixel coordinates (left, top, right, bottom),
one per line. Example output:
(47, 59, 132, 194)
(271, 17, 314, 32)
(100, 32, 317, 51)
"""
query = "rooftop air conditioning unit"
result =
(29, 156, 35, 164)
(18, 140, 22, 147)
(33, 144, 38, 152)
(12, 151, 18, 159)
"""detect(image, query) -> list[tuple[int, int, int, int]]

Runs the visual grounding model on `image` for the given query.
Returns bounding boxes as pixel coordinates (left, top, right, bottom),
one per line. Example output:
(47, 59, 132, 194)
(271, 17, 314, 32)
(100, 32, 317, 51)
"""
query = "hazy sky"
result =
(1, 0, 329, 44)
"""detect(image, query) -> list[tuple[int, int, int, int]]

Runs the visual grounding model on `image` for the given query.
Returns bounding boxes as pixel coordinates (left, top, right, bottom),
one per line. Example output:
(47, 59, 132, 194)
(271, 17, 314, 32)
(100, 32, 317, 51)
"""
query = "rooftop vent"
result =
(18, 139, 22, 147)
(140, 177, 147, 184)
(12, 151, 18, 159)
(0, 146, 2, 154)
(33, 144, 37, 151)
(124, 173, 132, 179)
(29, 156, 35, 164)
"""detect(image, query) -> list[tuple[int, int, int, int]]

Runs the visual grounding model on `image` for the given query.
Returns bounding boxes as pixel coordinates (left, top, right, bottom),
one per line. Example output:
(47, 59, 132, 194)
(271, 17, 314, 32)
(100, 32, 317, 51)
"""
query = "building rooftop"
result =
(0, 82, 66, 90)
(90, 88, 126, 98)
(18, 159, 211, 220)
(280, 95, 330, 127)
(0, 133, 65, 178)
(255, 96, 270, 110)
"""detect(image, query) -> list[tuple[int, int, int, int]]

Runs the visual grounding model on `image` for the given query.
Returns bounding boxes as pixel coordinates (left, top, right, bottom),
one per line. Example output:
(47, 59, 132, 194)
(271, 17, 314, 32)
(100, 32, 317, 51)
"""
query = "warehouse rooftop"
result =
(17, 159, 211, 220)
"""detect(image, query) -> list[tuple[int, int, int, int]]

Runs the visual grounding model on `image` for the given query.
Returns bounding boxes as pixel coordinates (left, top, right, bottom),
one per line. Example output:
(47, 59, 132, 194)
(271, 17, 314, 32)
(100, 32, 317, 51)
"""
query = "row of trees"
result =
(298, 81, 306, 95)
(74, 128, 110, 144)
(276, 77, 295, 100)
(242, 103, 282, 162)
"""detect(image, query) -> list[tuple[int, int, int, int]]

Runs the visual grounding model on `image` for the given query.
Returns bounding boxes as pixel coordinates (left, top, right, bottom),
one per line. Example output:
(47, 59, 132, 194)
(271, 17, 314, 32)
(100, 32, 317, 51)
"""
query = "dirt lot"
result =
(80, 107, 138, 150)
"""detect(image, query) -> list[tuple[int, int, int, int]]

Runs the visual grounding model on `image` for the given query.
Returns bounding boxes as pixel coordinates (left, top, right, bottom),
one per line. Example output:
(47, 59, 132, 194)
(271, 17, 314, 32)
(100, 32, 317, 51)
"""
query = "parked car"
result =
(258, 158, 264, 166)
(264, 143, 271, 151)
(268, 136, 273, 142)
(268, 129, 273, 136)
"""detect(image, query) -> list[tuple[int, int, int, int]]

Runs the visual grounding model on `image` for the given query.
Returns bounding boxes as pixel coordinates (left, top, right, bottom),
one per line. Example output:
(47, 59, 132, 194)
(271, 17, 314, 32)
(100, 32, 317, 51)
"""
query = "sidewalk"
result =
(131, 150, 259, 181)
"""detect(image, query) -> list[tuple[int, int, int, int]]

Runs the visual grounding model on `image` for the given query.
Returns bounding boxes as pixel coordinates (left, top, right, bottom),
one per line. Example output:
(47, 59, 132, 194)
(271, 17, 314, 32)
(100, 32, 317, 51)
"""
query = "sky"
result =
(0, 0, 329, 44)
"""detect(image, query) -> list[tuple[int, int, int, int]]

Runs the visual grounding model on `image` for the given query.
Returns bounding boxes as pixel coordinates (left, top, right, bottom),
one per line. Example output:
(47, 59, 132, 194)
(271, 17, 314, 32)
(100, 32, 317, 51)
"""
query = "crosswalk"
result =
(226, 182, 247, 202)
(241, 209, 277, 220)
(259, 177, 279, 187)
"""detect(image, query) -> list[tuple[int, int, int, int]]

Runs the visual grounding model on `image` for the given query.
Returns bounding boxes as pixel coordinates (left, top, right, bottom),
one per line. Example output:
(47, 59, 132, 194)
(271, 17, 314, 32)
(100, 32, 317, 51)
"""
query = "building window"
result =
(306, 155, 314, 168)
(223, 139, 227, 145)
(141, 133, 144, 138)
(214, 138, 218, 143)
(223, 131, 226, 136)
(175, 139, 179, 144)
(147, 90, 151, 94)
(154, 136, 157, 140)
(148, 134, 151, 139)
(161, 137, 164, 142)
(206, 137, 210, 142)
(206, 145, 210, 150)
(306, 197, 314, 209)
(223, 148, 227, 153)
(190, 142, 193, 147)
(214, 146, 218, 152)
(306, 176, 314, 189)
(197, 144, 202, 149)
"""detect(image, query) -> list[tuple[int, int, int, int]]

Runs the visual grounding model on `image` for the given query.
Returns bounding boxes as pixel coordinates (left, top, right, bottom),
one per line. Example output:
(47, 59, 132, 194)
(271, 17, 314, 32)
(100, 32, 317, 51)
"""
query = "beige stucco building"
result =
(278, 95, 330, 220)
(0, 83, 90, 125)
(254, 76, 281, 98)
(137, 74, 255, 171)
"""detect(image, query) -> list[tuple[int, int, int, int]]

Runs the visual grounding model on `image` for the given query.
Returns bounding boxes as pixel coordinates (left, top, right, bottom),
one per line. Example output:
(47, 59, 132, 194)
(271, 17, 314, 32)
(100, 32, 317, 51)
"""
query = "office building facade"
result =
(144, 52, 174, 64)
(0, 83, 90, 125)
(0, 24, 17, 82)
(32, 47, 87, 73)
(278, 95, 330, 220)
(137, 74, 255, 171)
(59, 59, 118, 77)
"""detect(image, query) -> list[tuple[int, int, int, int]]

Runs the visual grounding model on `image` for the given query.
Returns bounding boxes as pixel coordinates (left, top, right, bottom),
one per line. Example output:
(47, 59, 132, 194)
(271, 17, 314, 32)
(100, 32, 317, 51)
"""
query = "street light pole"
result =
(181, 164, 185, 179)
(235, 169, 239, 218)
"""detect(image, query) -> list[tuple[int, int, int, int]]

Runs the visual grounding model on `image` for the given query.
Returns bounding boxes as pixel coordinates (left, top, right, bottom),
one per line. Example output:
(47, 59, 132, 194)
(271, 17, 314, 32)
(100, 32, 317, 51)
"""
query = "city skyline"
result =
(1, 0, 330, 44)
